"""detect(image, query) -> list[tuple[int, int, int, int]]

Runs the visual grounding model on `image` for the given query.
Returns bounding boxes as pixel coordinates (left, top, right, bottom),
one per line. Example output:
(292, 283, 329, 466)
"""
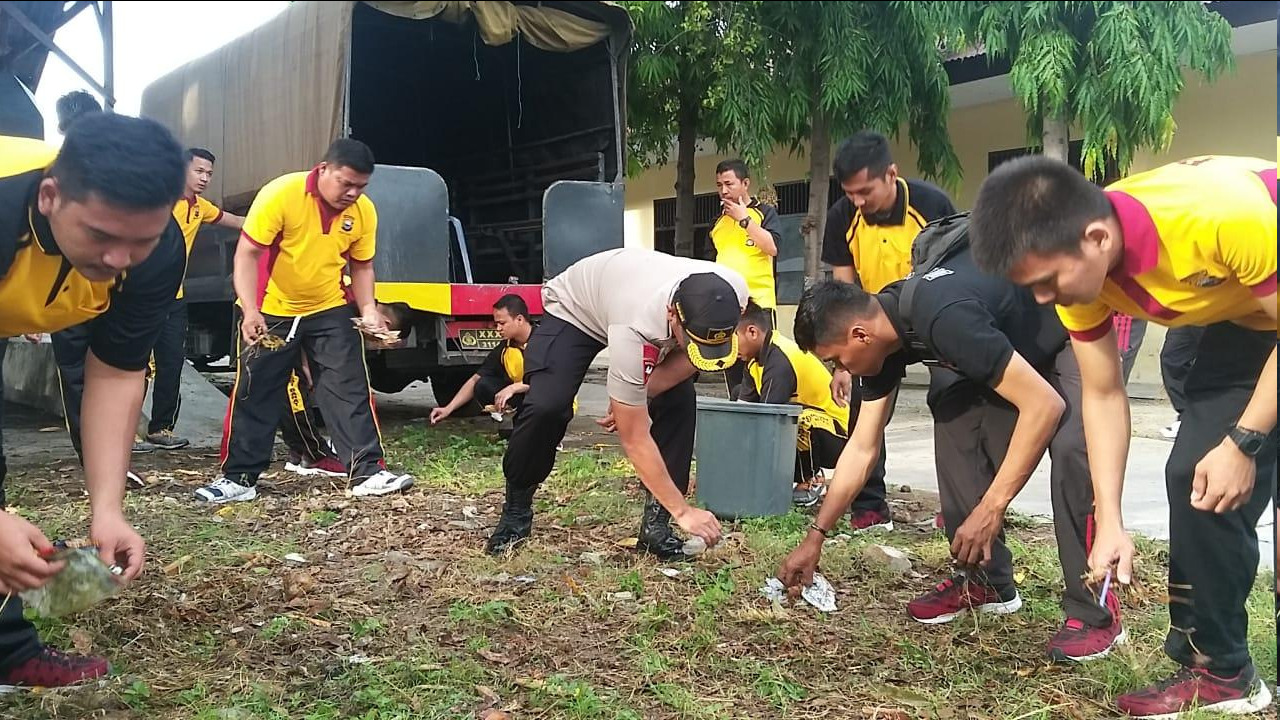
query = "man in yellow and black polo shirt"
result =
(971, 155, 1277, 717)
(734, 300, 849, 507)
(819, 131, 956, 532)
(431, 294, 536, 423)
(710, 158, 782, 398)
(0, 113, 186, 690)
(197, 138, 413, 504)
(141, 149, 246, 450)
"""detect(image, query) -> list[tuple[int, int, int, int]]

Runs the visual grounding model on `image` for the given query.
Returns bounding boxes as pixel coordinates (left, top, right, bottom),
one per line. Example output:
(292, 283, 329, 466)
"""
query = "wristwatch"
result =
(1226, 425, 1269, 456)
(738, 216, 751, 229)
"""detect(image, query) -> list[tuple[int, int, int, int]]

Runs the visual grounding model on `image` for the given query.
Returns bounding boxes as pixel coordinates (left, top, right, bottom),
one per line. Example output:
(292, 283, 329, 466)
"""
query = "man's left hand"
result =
(723, 196, 750, 222)
(89, 512, 145, 583)
(1191, 438, 1257, 513)
(950, 501, 1004, 568)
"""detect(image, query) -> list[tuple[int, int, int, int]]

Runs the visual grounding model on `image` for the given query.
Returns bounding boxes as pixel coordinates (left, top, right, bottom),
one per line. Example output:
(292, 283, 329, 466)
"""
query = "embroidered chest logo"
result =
(341, 216, 354, 232)
(1182, 270, 1224, 288)
(192, 208, 201, 220)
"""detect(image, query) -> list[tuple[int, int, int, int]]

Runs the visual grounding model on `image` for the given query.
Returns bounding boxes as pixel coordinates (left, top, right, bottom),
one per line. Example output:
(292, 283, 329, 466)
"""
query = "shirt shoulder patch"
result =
(922, 267, 953, 281)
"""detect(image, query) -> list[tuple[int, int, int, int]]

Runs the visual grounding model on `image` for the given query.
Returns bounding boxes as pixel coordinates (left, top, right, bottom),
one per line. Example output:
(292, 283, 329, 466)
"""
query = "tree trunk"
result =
(673, 94, 698, 258)
(802, 102, 831, 282)
(1042, 114, 1069, 163)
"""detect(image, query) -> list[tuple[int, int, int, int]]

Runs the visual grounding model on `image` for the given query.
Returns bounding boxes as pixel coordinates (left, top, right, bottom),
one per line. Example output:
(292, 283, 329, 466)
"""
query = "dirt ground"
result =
(0, 379, 1274, 719)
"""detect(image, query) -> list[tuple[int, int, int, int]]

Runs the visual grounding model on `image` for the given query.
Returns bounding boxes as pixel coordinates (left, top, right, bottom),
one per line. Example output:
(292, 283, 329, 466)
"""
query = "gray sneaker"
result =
(146, 430, 190, 450)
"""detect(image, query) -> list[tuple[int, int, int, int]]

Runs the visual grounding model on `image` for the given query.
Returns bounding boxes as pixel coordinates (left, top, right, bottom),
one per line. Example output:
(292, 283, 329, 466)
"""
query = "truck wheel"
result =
(429, 369, 481, 416)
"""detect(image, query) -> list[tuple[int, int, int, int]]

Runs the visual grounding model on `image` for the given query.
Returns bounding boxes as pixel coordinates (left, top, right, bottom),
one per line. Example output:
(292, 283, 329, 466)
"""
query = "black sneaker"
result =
(146, 430, 190, 450)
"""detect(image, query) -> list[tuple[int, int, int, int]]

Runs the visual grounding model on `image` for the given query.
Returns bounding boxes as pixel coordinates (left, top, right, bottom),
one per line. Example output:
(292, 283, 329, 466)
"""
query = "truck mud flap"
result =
(363, 164, 451, 283)
(543, 180, 624, 278)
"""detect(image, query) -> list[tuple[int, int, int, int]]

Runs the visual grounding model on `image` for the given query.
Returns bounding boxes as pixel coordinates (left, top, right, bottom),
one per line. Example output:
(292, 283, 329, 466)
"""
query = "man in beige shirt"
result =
(486, 248, 748, 559)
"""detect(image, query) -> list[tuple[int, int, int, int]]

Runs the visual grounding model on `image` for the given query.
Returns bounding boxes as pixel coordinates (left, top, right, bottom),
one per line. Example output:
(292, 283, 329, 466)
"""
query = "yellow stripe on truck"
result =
(374, 282, 453, 315)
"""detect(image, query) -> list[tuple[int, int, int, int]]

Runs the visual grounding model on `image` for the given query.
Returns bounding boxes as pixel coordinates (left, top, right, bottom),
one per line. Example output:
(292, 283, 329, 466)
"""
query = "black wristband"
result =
(808, 522, 829, 538)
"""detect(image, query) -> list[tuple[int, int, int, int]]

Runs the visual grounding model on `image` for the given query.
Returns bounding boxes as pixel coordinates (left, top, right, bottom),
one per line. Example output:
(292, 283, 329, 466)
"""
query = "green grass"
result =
(2, 424, 1275, 720)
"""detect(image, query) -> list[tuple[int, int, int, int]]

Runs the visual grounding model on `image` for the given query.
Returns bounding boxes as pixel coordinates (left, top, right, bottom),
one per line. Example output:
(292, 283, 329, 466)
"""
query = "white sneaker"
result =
(194, 476, 258, 504)
(351, 470, 414, 497)
(1159, 420, 1180, 439)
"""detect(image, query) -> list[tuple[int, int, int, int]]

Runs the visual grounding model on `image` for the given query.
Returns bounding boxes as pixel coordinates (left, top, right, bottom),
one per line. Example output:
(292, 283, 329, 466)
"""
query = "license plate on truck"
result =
(457, 328, 502, 350)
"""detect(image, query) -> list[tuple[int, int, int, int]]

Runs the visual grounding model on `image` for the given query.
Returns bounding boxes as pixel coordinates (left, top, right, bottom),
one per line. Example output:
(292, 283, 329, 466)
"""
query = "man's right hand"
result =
(429, 407, 451, 425)
(0, 512, 62, 595)
(1088, 519, 1135, 585)
(673, 505, 721, 546)
(240, 310, 268, 345)
(777, 535, 822, 589)
(830, 369, 852, 408)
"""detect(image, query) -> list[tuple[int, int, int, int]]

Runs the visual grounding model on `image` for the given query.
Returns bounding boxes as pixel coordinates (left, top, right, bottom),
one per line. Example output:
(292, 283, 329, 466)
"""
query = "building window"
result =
(989, 140, 1119, 184)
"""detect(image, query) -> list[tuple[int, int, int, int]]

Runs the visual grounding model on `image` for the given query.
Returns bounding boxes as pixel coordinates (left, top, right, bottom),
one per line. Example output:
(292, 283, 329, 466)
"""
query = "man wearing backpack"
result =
(776, 215, 1122, 662)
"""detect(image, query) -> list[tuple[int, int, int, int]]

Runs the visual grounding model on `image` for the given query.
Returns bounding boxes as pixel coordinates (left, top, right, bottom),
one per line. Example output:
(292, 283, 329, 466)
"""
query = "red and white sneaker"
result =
(907, 575, 1022, 624)
(0, 646, 108, 692)
(1048, 589, 1126, 662)
(285, 455, 347, 478)
(1047, 617, 1127, 662)
(1116, 664, 1272, 718)
(850, 505, 894, 533)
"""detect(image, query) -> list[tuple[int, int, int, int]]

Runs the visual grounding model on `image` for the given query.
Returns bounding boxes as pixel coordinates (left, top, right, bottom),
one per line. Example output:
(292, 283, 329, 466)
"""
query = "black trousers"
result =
(276, 369, 335, 463)
(932, 346, 1108, 626)
(1164, 322, 1275, 674)
(847, 391, 889, 512)
(796, 423, 846, 483)
(223, 305, 383, 481)
(1160, 326, 1205, 417)
(0, 338, 43, 670)
(147, 300, 187, 434)
(501, 314, 697, 509)
(51, 322, 93, 459)
(476, 374, 524, 413)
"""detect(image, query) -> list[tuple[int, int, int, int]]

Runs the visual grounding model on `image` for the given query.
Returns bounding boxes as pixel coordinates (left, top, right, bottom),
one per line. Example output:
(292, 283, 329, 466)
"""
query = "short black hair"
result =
(55, 90, 102, 135)
(323, 138, 375, 174)
(969, 155, 1114, 275)
(738, 298, 773, 333)
(715, 159, 750, 181)
(187, 147, 216, 164)
(794, 281, 878, 351)
(833, 131, 893, 183)
(52, 113, 185, 211)
(493, 293, 530, 321)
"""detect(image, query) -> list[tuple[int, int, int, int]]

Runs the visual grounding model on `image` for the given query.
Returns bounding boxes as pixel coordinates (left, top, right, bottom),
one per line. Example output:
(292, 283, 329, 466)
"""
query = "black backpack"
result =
(898, 212, 971, 366)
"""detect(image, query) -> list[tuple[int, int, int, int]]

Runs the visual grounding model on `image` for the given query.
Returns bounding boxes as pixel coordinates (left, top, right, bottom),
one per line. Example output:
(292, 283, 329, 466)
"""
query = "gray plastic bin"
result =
(694, 396, 801, 519)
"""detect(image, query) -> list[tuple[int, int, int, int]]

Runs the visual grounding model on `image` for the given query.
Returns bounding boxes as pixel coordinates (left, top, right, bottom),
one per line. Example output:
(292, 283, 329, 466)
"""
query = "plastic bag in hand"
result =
(18, 547, 120, 617)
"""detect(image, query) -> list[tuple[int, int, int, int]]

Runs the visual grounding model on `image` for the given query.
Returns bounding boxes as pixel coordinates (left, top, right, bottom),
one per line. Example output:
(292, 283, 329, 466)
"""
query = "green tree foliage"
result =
(967, 1, 1234, 176)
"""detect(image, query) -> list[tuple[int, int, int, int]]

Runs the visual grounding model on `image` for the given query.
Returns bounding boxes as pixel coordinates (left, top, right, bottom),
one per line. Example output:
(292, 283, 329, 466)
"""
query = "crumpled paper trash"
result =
(760, 571, 837, 612)
(19, 547, 120, 617)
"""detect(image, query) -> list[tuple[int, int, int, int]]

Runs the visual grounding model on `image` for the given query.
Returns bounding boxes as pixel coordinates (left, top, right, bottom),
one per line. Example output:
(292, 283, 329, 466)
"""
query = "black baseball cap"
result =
(672, 273, 741, 372)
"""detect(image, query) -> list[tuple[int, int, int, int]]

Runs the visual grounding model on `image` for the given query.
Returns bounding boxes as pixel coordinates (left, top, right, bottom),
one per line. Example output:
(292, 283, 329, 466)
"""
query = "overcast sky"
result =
(32, 1, 288, 141)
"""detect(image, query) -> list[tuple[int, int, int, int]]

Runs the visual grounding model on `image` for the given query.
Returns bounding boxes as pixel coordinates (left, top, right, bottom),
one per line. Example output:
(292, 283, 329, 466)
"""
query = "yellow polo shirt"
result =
(1057, 156, 1277, 340)
(0, 135, 186, 369)
(171, 195, 223, 299)
(242, 168, 377, 317)
(710, 200, 781, 308)
(743, 331, 849, 432)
